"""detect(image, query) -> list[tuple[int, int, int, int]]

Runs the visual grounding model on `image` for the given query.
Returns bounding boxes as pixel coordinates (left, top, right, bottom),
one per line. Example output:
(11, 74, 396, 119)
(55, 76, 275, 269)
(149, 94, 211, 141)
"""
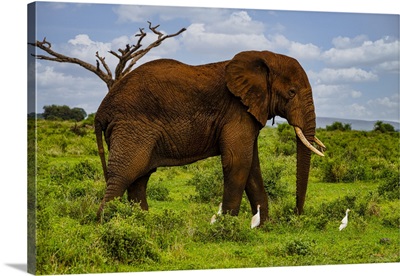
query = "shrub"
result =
(377, 169, 399, 200)
(101, 216, 160, 264)
(374, 121, 395, 133)
(101, 199, 138, 223)
(379, 202, 400, 228)
(73, 159, 101, 180)
(81, 113, 95, 127)
(147, 180, 171, 201)
(315, 130, 399, 183)
(50, 159, 101, 182)
(285, 239, 314, 256)
(195, 214, 254, 243)
(187, 167, 223, 203)
(276, 123, 296, 155)
(147, 209, 186, 249)
(43, 104, 87, 121)
(277, 123, 295, 142)
(270, 197, 296, 223)
(319, 195, 357, 219)
(326, 121, 351, 131)
(261, 158, 292, 200)
(37, 217, 106, 274)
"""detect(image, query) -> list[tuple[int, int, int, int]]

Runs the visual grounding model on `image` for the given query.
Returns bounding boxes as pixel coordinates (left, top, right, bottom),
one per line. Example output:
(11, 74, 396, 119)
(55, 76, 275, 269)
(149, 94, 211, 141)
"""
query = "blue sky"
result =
(29, 1, 399, 122)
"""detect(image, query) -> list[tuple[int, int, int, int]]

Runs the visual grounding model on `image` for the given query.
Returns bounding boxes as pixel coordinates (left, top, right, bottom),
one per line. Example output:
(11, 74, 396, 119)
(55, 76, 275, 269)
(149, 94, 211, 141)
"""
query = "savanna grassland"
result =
(28, 118, 399, 275)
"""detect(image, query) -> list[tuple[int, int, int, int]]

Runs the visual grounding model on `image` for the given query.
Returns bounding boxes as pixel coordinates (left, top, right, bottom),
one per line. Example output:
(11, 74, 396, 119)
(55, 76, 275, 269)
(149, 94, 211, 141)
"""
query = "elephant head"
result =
(225, 50, 325, 214)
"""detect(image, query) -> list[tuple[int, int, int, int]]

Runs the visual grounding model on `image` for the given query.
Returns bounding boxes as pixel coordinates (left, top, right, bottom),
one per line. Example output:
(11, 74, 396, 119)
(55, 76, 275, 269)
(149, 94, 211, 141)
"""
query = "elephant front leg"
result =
(127, 169, 156, 210)
(220, 142, 254, 216)
(221, 164, 250, 216)
(244, 143, 269, 225)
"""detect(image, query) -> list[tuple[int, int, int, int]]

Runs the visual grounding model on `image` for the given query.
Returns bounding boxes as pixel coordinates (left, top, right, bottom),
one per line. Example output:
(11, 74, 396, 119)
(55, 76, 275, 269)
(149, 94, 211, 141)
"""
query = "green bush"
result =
(380, 203, 400, 228)
(276, 123, 296, 156)
(37, 217, 106, 274)
(43, 104, 87, 121)
(147, 209, 186, 249)
(147, 181, 171, 201)
(101, 216, 160, 264)
(374, 121, 395, 133)
(326, 121, 352, 131)
(377, 170, 399, 200)
(285, 238, 314, 256)
(101, 199, 138, 223)
(315, 131, 399, 183)
(50, 159, 102, 182)
(268, 197, 296, 224)
(319, 195, 357, 219)
(187, 167, 223, 203)
(81, 113, 96, 127)
(261, 157, 292, 200)
(195, 214, 254, 243)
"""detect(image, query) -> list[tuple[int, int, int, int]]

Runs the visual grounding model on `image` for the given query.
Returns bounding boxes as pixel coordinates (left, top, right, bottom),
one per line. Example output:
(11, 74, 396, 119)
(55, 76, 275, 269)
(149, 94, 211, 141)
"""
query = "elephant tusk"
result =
(294, 127, 325, 157)
(314, 136, 326, 150)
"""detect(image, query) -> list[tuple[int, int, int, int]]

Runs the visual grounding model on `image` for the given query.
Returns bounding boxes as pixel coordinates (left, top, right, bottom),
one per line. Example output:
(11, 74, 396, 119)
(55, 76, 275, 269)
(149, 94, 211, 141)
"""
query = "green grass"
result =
(29, 119, 400, 274)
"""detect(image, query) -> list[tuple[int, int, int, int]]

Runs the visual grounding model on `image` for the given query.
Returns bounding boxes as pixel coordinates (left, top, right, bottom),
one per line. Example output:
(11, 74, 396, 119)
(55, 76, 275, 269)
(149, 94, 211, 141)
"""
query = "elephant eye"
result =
(288, 88, 296, 98)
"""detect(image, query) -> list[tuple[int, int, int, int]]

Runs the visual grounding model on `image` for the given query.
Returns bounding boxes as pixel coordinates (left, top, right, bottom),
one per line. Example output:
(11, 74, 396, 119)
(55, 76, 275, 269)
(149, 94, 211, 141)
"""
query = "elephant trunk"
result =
(295, 135, 312, 215)
(293, 108, 324, 215)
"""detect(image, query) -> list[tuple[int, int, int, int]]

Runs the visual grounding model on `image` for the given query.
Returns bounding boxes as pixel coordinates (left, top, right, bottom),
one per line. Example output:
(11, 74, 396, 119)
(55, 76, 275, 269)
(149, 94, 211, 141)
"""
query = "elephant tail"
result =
(95, 119, 108, 183)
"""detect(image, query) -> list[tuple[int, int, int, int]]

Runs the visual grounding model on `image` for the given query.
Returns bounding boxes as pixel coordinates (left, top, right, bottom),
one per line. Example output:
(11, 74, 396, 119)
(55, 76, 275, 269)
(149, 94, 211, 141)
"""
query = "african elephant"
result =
(94, 50, 325, 225)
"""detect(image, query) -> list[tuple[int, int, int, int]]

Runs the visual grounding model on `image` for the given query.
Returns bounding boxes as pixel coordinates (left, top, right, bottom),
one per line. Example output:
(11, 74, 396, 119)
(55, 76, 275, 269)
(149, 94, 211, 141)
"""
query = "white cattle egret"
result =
(251, 204, 261, 229)
(339, 209, 350, 231)
(210, 202, 222, 224)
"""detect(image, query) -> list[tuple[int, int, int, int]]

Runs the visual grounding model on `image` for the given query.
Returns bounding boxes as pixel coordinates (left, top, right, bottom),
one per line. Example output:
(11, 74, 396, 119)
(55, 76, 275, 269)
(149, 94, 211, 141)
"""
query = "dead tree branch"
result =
(29, 37, 115, 89)
(29, 22, 186, 91)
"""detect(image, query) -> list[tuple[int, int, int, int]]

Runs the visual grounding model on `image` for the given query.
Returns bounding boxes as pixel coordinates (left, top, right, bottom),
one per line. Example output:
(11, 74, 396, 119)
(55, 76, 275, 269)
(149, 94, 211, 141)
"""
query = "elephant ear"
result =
(225, 51, 271, 126)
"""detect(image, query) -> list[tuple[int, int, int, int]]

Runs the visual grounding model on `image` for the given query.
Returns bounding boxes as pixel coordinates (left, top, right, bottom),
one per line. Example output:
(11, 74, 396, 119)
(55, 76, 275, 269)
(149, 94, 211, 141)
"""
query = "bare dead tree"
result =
(29, 21, 186, 90)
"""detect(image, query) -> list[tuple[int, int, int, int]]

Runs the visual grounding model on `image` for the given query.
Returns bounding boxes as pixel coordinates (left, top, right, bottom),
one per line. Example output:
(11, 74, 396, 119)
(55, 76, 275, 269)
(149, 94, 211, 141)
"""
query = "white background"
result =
(0, 1, 399, 276)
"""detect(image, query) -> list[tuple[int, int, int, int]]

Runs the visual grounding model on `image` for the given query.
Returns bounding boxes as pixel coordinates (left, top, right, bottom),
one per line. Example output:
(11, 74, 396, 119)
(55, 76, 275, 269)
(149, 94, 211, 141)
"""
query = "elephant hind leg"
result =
(97, 142, 154, 220)
(127, 169, 156, 210)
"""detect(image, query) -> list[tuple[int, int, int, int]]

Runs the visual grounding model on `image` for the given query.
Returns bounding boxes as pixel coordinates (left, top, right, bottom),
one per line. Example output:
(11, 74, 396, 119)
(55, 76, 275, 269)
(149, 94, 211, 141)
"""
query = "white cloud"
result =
(269, 34, 320, 60)
(36, 62, 106, 114)
(113, 6, 322, 62)
(322, 36, 399, 70)
(331, 35, 369, 49)
(207, 11, 265, 34)
(314, 84, 399, 121)
(68, 34, 93, 46)
(288, 42, 321, 60)
(66, 34, 113, 65)
(344, 103, 372, 118)
(182, 23, 271, 60)
(368, 94, 399, 109)
(313, 84, 351, 99)
(313, 84, 365, 114)
(375, 60, 399, 73)
(366, 94, 400, 121)
(350, 90, 362, 98)
(309, 67, 378, 84)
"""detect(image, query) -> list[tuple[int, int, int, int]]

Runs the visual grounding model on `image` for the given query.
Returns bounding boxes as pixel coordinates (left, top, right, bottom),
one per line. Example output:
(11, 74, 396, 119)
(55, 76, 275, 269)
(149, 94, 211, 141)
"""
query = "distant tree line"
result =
(326, 122, 352, 131)
(373, 120, 395, 133)
(325, 121, 396, 132)
(41, 105, 87, 121)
